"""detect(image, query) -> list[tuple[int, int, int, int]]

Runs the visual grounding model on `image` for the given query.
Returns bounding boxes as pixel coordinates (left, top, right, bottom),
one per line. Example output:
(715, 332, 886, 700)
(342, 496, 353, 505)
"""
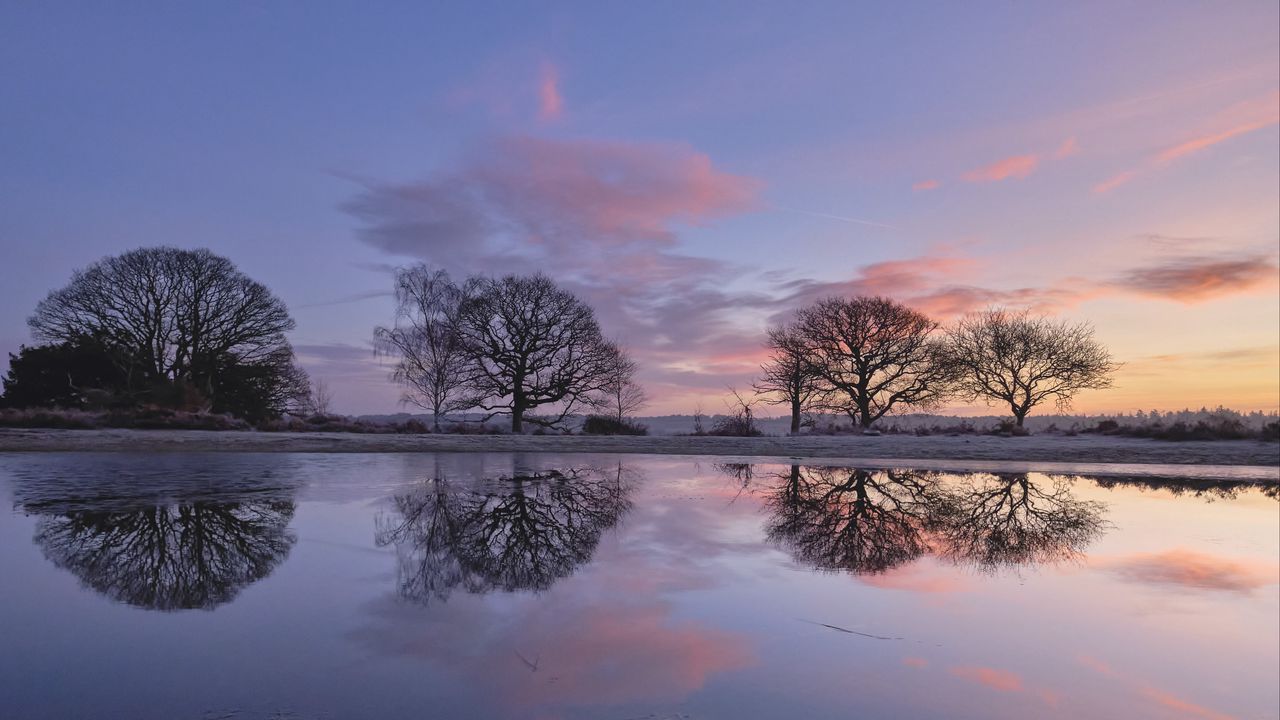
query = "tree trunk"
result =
(511, 398, 524, 433)
(790, 397, 801, 435)
(1013, 409, 1027, 428)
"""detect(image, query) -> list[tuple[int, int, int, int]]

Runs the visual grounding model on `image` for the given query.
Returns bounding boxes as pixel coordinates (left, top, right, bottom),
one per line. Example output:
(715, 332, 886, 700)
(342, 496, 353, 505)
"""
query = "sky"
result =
(1, 1, 1277, 416)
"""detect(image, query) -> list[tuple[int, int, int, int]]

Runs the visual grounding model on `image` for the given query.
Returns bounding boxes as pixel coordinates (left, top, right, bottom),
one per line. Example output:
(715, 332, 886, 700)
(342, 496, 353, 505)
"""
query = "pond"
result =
(0, 453, 1276, 720)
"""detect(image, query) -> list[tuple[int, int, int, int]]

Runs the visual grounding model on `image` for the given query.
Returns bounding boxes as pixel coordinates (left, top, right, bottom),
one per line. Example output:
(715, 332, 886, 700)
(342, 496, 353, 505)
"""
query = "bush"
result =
(708, 415, 762, 437)
(581, 415, 648, 436)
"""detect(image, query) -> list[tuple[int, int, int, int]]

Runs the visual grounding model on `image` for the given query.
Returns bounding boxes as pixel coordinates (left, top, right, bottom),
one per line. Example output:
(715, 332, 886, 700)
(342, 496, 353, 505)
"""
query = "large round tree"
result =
(454, 274, 620, 433)
(27, 247, 309, 420)
(945, 308, 1117, 427)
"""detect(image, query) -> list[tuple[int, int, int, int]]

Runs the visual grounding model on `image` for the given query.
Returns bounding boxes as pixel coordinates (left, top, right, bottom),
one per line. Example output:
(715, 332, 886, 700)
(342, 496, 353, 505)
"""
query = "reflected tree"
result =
(30, 499, 296, 611)
(375, 466, 633, 603)
(750, 464, 1111, 576)
(764, 466, 943, 574)
(933, 474, 1106, 569)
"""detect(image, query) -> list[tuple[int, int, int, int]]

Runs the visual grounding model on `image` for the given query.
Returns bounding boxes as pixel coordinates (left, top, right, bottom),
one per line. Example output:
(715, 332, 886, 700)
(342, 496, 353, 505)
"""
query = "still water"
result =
(0, 452, 1276, 720)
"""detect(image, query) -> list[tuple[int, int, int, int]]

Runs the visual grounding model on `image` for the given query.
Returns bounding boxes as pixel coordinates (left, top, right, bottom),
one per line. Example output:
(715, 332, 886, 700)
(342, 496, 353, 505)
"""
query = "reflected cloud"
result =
(948, 665, 1024, 692)
(1099, 549, 1279, 593)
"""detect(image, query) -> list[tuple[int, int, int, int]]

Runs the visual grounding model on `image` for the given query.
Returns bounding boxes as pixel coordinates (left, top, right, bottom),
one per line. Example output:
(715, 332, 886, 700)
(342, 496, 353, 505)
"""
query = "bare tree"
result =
(793, 296, 954, 428)
(946, 308, 1118, 427)
(711, 386, 761, 436)
(455, 274, 618, 433)
(374, 266, 478, 431)
(28, 247, 308, 419)
(691, 401, 706, 435)
(598, 345, 648, 422)
(753, 323, 823, 434)
(308, 378, 333, 416)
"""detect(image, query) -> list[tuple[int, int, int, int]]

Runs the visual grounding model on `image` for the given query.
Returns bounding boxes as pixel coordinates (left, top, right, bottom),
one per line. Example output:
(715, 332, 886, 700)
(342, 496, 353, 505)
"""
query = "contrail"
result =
(773, 204, 898, 230)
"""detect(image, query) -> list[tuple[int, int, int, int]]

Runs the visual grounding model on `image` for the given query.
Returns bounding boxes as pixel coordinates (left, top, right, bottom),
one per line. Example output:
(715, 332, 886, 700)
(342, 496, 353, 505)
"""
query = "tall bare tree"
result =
(793, 296, 954, 428)
(28, 247, 308, 419)
(753, 323, 823, 434)
(374, 266, 478, 430)
(308, 378, 333, 416)
(455, 274, 618, 433)
(945, 308, 1117, 427)
(598, 345, 647, 422)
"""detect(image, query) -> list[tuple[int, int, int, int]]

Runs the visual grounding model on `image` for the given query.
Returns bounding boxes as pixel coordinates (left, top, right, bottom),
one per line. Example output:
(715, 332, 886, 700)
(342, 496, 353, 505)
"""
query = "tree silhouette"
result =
(375, 466, 633, 603)
(28, 499, 295, 611)
(944, 308, 1117, 427)
(792, 296, 955, 428)
(25, 247, 309, 420)
(753, 323, 824, 434)
(933, 473, 1106, 569)
(764, 466, 942, 574)
(455, 274, 621, 432)
(373, 265, 481, 430)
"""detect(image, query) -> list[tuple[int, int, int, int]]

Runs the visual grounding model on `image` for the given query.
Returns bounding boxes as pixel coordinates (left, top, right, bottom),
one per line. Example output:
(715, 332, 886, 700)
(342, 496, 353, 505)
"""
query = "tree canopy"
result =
(12, 247, 309, 421)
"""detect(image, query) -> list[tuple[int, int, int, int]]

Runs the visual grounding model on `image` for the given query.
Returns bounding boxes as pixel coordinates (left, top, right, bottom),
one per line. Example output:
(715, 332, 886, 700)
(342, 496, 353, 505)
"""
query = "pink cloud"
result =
(1155, 115, 1278, 163)
(902, 656, 929, 668)
(1076, 654, 1118, 677)
(1093, 170, 1138, 194)
(538, 61, 563, 121)
(1141, 687, 1237, 720)
(962, 154, 1039, 182)
(1093, 91, 1278, 193)
(1112, 255, 1279, 303)
(1099, 548, 1280, 592)
(1054, 136, 1080, 159)
(948, 665, 1024, 692)
(912, 179, 941, 191)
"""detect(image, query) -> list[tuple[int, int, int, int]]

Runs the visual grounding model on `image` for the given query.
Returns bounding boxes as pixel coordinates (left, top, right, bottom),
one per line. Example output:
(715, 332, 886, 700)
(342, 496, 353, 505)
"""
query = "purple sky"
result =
(2, 2, 1277, 415)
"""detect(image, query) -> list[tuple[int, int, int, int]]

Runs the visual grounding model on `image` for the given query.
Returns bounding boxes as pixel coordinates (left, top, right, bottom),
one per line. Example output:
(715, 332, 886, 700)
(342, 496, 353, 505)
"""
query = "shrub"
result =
(708, 415, 762, 437)
(581, 415, 648, 436)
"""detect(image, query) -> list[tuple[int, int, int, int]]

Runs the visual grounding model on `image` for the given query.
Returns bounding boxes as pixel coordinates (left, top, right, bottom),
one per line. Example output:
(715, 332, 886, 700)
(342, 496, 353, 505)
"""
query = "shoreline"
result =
(1, 428, 1277, 472)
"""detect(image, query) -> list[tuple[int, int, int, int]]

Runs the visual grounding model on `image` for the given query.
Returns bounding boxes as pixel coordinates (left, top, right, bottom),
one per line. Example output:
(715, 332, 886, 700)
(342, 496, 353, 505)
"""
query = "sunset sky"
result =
(2, 2, 1277, 416)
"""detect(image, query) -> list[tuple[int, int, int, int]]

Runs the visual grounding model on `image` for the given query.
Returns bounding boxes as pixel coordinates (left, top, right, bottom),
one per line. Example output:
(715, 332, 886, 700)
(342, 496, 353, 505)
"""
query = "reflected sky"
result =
(0, 452, 1276, 720)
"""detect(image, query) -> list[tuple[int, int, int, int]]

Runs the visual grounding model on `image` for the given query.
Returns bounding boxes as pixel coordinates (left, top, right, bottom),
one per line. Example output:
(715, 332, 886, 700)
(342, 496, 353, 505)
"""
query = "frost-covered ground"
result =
(1, 428, 1277, 479)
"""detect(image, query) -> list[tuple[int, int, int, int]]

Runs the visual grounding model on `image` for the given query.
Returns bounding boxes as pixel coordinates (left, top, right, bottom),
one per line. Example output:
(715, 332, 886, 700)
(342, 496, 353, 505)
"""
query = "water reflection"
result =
(766, 466, 939, 573)
(935, 473, 1107, 569)
(9, 455, 299, 611)
(374, 464, 633, 603)
(760, 465, 1107, 574)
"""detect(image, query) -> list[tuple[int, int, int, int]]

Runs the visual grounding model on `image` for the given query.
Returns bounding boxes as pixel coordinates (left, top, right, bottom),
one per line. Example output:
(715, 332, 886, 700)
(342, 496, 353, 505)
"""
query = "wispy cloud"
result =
(773, 205, 897, 229)
(912, 179, 940, 191)
(1054, 136, 1079, 159)
(1155, 115, 1278, 163)
(962, 154, 1039, 182)
(1111, 254, 1278, 302)
(538, 60, 563, 121)
(1092, 170, 1138, 194)
(1140, 687, 1237, 720)
(1094, 91, 1279, 193)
